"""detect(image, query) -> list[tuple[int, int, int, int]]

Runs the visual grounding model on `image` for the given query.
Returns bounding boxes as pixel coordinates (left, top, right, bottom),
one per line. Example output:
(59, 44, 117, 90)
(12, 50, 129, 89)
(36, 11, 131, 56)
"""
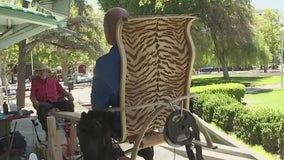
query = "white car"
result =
(87, 73, 93, 83)
(25, 79, 31, 91)
(70, 73, 90, 84)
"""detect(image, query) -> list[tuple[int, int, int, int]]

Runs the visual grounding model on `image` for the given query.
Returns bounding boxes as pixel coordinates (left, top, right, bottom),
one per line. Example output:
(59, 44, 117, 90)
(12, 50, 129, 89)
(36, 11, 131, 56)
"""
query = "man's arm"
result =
(30, 80, 39, 109)
(56, 80, 74, 101)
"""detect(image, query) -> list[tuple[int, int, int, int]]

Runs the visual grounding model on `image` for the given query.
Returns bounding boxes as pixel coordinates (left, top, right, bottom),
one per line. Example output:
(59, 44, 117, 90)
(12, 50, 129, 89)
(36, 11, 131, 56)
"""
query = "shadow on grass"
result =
(192, 76, 272, 87)
(245, 88, 274, 94)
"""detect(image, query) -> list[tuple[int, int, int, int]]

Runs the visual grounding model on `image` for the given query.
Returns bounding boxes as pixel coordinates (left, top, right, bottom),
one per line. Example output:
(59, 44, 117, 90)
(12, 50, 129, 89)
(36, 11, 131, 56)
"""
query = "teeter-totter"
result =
(45, 15, 266, 160)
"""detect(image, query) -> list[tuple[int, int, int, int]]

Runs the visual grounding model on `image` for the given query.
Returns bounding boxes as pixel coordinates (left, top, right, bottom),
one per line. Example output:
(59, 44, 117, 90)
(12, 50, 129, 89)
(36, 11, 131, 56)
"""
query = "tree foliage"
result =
(196, 0, 255, 78)
(98, 0, 256, 78)
(31, 0, 105, 60)
(255, 9, 282, 64)
(0, 0, 105, 107)
(0, 46, 18, 86)
(27, 0, 106, 83)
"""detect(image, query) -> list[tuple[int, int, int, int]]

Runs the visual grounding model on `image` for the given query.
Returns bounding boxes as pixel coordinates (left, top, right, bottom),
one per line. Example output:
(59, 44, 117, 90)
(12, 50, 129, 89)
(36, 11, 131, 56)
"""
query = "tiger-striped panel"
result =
(119, 17, 195, 136)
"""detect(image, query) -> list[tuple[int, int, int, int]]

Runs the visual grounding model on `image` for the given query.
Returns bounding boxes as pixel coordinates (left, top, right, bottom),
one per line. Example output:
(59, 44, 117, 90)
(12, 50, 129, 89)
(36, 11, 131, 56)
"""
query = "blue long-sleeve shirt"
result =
(91, 44, 121, 137)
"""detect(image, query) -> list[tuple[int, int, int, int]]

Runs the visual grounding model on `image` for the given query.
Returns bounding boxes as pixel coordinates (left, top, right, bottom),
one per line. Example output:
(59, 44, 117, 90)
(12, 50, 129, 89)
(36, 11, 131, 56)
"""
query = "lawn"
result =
(191, 75, 284, 113)
(192, 75, 281, 87)
(192, 74, 283, 159)
(244, 89, 284, 113)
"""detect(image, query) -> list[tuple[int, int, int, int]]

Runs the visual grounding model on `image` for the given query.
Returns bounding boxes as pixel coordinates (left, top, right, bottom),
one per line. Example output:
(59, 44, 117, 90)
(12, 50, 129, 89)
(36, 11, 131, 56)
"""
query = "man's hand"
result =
(32, 100, 39, 110)
(67, 94, 74, 101)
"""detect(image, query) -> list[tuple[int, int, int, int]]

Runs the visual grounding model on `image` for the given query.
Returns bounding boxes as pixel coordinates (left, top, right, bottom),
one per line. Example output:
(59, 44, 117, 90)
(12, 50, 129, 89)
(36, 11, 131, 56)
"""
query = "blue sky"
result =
(251, 0, 284, 21)
(251, 0, 284, 11)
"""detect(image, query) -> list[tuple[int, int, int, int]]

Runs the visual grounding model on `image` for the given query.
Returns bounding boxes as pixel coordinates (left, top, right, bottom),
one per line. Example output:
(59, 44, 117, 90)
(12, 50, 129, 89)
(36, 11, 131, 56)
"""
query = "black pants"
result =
(37, 99, 74, 131)
(138, 147, 154, 160)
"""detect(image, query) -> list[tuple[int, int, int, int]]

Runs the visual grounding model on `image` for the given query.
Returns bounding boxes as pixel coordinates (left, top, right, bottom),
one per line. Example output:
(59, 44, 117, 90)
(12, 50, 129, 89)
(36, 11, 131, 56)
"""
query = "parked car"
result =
(86, 73, 93, 83)
(25, 79, 31, 91)
(199, 67, 214, 74)
(68, 73, 90, 84)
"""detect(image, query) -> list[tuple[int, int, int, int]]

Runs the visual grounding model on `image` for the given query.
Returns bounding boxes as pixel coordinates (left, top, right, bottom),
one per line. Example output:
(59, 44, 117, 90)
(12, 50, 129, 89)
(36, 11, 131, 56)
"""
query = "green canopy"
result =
(0, 2, 69, 50)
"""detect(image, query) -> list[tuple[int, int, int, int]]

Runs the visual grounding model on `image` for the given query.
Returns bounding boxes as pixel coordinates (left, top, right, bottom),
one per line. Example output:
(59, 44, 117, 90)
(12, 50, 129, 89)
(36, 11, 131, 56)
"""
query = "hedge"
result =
(192, 91, 284, 158)
(234, 108, 284, 155)
(191, 83, 245, 102)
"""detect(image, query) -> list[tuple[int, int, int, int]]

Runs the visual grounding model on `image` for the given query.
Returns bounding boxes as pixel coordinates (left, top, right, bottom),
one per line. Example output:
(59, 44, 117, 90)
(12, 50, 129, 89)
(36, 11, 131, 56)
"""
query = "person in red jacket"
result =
(30, 64, 74, 137)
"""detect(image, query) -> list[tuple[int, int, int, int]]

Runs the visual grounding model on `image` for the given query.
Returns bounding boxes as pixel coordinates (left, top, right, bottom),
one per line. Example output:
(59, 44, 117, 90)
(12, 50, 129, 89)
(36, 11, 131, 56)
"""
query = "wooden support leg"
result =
(47, 116, 63, 160)
(131, 107, 166, 160)
(193, 114, 216, 149)
(70, 123, 78, 156)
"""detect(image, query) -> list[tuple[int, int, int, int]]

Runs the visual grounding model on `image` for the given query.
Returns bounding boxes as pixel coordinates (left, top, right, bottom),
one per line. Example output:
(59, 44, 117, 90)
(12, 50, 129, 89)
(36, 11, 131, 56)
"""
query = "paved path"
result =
(245, 83, 282, 93)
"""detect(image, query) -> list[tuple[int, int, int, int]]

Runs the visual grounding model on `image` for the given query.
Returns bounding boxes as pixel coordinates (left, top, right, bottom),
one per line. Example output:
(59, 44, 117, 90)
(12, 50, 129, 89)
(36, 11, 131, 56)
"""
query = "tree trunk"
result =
(264, 65, 268, 73)
(0, 66, 2, 107)
(1, 65, 8, 87)
(61, 49, 69, 86)
(211, 34, 230, 79)
(16, 0, 30, 109)
(16, 40, 27, 108)
(62, 63, 69, 86)
(219, 55, 230, 79)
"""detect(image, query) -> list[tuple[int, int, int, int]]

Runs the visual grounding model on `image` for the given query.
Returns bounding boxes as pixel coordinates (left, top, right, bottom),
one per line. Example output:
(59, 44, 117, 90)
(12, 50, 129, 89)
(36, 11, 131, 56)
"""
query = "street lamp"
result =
(30, 51, 34, 76)
(280, 27, 284, 88)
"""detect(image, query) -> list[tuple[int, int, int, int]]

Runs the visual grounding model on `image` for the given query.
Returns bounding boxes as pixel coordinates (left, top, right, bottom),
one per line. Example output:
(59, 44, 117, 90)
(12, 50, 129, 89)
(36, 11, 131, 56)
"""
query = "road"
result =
(200, 69, 284, 77)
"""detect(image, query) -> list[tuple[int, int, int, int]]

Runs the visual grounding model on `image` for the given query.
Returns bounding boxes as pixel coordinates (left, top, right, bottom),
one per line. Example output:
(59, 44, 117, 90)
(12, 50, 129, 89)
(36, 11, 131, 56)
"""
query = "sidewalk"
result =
(245, 83, 282, 93)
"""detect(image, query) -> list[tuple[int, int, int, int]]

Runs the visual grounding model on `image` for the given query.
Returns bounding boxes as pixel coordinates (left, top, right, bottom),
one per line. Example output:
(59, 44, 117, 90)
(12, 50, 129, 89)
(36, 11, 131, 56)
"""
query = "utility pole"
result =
(280, 27, 284, 88)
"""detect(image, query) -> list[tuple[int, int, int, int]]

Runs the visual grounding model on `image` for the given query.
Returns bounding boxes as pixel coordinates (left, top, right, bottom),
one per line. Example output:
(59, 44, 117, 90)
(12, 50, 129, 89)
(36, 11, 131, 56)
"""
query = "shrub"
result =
(193, 92, 242, 123)
(212, 102, 244, 132)
(261, 123, 280, 153)
(234, 110, 264, 145)
(191, 83, 245, 102)
(192, 90, 284, 155)
(279, 120, 284, 158)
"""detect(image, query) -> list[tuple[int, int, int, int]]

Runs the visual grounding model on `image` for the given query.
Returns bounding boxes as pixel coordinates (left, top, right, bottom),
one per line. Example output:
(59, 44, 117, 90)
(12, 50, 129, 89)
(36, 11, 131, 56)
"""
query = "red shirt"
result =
(31, 77, 65, 103)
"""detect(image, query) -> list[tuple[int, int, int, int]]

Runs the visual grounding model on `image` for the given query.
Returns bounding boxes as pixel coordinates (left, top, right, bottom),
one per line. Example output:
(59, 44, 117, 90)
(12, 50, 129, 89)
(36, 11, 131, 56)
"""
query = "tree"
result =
(98, 0, 156, 15)
(196, 0, 254, 78)
(30, 44, 93, 83)
(98, 0, 255, 78)
(253, 30, 270, 67)
(255, 9, 282, 64)
(29, 0, 105, 83)
(191, 21, 218, 69)
(0, 46, 18, 86)
(1, 0, 104, 107)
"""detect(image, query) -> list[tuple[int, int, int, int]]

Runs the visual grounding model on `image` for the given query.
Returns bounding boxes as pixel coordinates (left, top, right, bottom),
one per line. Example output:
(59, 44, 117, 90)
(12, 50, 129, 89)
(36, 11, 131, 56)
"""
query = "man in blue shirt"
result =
(91, 7, 154, 160)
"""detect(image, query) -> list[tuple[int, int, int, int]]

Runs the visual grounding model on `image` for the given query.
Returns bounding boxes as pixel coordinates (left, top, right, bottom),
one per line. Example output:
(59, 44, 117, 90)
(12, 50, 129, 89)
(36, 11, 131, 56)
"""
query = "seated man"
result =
(91, 7, 154, 160)
(30, 64, 74, 138)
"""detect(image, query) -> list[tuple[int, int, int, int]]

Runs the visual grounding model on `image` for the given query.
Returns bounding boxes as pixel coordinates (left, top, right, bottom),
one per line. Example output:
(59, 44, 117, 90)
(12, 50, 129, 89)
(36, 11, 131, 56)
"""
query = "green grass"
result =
(192, 75, 284, 113)
(228, 134, 279, 160)
(210, 123, 279, 160)
(192, 75, 283, 159)
(192, 75, 280, 87)
(244, 89, 284, 113)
